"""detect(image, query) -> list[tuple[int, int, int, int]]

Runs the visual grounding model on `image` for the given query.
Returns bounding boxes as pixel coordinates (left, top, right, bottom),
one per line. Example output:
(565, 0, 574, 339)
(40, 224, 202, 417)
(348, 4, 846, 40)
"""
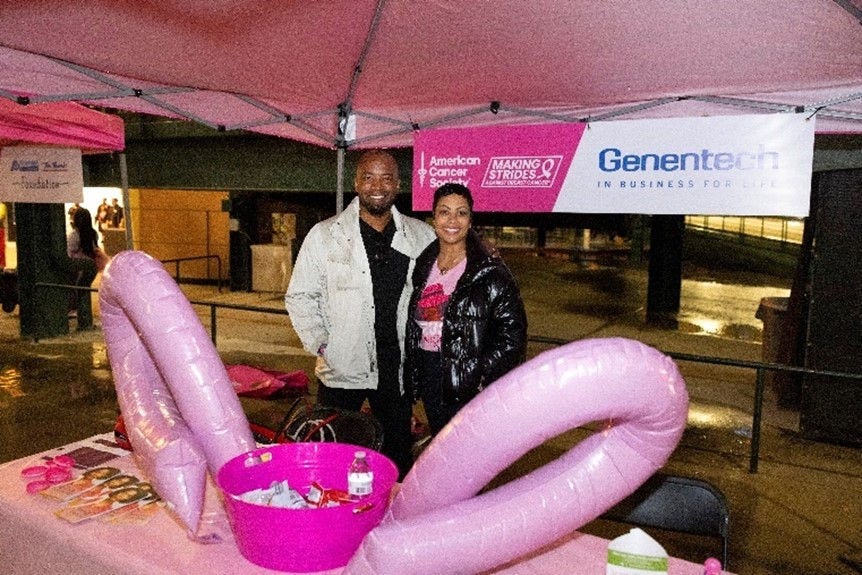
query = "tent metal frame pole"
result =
(349, 104, 492, 147)
(832, 0, 862, 25)
(119, 153, 132, 249)
(336, 147, 345, 214)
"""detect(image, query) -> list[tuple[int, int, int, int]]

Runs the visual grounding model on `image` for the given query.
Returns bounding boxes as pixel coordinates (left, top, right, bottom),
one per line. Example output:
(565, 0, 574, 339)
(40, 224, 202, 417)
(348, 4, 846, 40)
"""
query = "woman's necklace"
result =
(437, 253, 465, 275)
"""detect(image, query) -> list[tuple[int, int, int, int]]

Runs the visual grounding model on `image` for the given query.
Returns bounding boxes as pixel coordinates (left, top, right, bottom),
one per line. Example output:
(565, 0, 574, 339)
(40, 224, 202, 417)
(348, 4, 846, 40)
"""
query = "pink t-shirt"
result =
(414, 258, 467, 351)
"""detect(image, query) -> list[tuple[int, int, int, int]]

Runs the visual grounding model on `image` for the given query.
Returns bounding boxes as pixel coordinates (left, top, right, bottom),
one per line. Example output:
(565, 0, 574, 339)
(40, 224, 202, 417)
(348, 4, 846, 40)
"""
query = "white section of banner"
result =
(0, 146, 84, 203)
(553, 114, 815, 216)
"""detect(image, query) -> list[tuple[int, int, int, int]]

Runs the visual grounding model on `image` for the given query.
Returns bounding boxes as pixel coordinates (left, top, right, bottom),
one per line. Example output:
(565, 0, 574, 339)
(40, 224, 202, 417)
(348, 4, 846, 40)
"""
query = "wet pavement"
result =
(1, 250, 860, 575)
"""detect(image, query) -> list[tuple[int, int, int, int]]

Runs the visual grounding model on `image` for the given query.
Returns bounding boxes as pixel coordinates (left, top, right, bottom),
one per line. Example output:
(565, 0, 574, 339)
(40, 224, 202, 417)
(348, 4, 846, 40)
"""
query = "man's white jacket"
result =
(285, 197, 435, 392)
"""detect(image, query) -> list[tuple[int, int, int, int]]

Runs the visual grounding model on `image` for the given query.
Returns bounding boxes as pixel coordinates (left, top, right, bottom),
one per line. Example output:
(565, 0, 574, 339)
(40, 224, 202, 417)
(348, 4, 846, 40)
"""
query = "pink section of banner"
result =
(412, 123, 585, 212)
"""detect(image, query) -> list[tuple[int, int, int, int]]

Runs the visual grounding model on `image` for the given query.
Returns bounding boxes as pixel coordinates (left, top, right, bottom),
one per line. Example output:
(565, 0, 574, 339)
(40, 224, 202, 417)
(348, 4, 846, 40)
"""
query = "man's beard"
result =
(360, 197, 394, 216)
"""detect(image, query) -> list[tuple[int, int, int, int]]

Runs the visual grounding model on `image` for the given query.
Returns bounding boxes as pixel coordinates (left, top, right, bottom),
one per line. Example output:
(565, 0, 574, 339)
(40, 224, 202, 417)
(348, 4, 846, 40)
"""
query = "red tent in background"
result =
(0, 98, 123, 266)
(0, 99, 124, 152)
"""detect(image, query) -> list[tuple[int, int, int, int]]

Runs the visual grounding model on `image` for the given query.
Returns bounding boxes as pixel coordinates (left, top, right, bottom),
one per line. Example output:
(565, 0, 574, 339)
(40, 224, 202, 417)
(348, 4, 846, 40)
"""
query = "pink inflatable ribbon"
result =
(99, 251, 255, 532)
(345, 337, 689, 575)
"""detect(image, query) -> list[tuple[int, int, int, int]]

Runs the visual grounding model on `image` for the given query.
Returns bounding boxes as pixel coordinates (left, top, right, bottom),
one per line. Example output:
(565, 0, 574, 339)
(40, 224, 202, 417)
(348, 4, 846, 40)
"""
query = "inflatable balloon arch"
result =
(100, 251, 689, 575)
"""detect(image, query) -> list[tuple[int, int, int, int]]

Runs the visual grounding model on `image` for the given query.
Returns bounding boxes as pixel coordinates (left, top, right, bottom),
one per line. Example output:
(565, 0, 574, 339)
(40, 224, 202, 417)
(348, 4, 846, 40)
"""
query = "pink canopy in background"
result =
(0, 98, 124, 152)
(0, 1, 859, 149)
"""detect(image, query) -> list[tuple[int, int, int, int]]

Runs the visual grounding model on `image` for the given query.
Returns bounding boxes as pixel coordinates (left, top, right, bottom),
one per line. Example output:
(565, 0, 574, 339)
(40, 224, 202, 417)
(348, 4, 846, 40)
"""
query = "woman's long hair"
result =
(72, 207, 98, 258)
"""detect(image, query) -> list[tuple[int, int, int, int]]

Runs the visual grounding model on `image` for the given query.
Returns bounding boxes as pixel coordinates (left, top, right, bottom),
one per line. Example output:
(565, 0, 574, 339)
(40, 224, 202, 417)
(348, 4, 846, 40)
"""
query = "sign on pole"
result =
(0, 146, 84, 203)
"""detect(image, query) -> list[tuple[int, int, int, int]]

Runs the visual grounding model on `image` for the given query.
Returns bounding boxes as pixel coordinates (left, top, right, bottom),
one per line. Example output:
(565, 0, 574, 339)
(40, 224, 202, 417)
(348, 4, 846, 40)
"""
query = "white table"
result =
(0, 435, 733, 575)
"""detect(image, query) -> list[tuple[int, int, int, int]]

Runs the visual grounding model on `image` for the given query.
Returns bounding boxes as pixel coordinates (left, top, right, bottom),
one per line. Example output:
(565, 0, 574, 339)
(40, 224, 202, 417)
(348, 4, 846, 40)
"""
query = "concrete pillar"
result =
(15, 203, 76, 338)
(646, 215, 684, 323)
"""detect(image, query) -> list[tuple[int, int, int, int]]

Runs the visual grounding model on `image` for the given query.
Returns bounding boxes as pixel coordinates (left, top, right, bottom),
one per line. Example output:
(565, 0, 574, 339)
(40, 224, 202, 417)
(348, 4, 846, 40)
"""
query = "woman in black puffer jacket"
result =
(405, 183, 527, 436)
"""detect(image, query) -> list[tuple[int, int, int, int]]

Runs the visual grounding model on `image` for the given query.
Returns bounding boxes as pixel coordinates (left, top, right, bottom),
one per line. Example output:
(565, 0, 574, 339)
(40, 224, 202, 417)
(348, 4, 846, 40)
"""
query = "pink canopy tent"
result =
(0, 99, 124, 152)
(0, 0, 860, 152)
(0, 99, 125, 268)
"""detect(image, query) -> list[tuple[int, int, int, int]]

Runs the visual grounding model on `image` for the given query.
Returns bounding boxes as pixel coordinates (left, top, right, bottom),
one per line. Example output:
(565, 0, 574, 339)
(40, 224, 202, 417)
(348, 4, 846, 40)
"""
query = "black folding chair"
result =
(601, 473, 730, 568)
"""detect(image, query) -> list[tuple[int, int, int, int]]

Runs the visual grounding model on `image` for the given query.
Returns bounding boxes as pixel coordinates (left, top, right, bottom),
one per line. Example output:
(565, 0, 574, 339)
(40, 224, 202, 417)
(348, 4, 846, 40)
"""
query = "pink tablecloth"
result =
(0, 435, 732, 575)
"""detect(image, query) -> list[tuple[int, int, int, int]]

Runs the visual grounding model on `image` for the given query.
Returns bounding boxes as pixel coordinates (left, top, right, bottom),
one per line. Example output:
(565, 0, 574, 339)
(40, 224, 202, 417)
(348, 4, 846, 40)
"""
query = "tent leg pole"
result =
(336, 147, 345, 214)
(120, 153, 133, 250)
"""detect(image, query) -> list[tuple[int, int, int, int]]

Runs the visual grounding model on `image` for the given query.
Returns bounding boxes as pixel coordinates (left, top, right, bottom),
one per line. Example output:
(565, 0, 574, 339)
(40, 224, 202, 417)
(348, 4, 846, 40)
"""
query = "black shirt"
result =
(359, 218, 409, 385)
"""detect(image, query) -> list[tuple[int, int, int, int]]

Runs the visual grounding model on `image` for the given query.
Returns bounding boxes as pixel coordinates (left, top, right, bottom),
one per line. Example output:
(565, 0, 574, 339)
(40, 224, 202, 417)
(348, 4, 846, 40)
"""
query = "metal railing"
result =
(186, 298, 289, 346)
(529, 335, 862, 473)
(31, 283, 100, 343)
(159, 255, 223, 292)
(30, 282, 862, 474)
(685, 215, 804, 246)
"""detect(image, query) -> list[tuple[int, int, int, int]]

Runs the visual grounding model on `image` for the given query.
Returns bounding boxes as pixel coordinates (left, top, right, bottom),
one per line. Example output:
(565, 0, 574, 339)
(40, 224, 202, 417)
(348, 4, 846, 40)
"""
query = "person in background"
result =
(405, 183, 527, 436)
(67, 206, 99, 260)
(285, 150, 435, 479)
(95, 198, 112, 241)
(66, 207, 99, 329)
(110, 198, 124, 228)
(67, 203, 80, 223)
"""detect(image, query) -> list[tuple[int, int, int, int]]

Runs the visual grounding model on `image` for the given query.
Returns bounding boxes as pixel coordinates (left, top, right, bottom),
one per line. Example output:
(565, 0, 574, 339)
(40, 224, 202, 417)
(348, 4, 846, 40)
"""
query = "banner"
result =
(0, 146, 83, 203)
(412, 114, 815, 216)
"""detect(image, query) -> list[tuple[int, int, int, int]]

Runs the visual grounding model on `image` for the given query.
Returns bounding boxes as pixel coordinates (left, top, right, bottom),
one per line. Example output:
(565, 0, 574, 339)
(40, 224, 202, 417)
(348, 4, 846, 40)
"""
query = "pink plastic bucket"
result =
(216, 442, 398, 572)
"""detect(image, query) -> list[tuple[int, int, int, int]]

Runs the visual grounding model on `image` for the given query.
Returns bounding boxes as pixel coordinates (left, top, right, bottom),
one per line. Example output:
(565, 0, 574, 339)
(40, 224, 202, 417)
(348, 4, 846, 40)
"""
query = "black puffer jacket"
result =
(405, 229, 527, 405)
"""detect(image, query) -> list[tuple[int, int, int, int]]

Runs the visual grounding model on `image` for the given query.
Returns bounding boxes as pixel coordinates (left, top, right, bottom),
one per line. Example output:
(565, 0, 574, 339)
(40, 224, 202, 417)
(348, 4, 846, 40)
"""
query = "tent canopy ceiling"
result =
(1, 1, 861, 149)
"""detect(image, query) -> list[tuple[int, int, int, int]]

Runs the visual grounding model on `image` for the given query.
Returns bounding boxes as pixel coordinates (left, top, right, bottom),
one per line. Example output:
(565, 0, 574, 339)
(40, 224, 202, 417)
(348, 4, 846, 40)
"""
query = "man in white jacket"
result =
(285, 150, 434, 478)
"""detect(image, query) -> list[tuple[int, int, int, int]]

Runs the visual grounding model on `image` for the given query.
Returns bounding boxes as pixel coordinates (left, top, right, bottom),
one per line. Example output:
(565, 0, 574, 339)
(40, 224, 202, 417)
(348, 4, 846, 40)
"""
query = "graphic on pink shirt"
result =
(415, 260, 465, 351)
(417, 283, 448, 322)
(416, 282, 447, 350)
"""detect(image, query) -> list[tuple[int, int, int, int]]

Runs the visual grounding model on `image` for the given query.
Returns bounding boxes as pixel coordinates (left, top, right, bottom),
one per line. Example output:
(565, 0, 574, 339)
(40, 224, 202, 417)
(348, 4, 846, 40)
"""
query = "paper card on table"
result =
(62, 474, 140, 508)
(29, 433, 128, 471)
(104, 489, 163, 525)
(101, 482, 161, 524)
(105, 499, 165, 525)
(104, 499, 162, 525)
(62, 445, 124, 469)
(40, 466, 122, 501)
(55, 483, 151, 524)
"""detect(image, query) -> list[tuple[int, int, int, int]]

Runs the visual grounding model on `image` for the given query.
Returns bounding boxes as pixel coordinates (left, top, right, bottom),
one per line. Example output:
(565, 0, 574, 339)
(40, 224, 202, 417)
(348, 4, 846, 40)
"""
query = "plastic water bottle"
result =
(348, 450, 373, 496)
